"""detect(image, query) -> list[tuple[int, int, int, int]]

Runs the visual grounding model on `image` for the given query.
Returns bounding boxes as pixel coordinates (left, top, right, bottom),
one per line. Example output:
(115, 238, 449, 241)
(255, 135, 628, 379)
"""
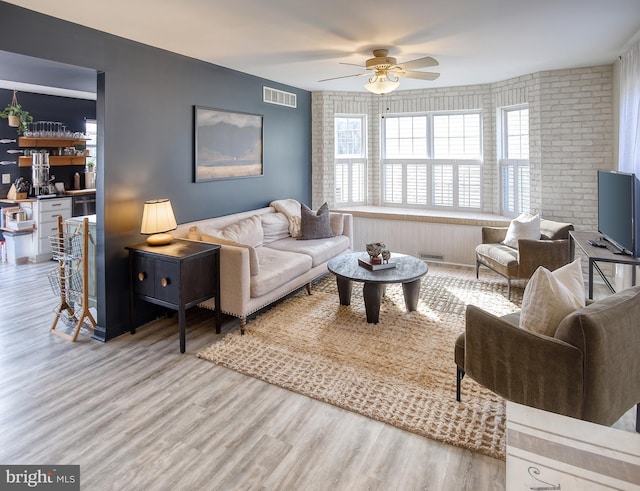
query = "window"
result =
(381, 112, 482, 210)
(433, 113, 481, 160)
(500, 106, 529, 216)
(384, 116, 427, 158)
(335, 115, 366, 205)
(85, 119, 97, 166)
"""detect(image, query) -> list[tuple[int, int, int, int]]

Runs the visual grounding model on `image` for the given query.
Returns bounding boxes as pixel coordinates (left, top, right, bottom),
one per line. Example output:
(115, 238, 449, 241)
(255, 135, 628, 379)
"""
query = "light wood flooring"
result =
(0, 260, 630, 490)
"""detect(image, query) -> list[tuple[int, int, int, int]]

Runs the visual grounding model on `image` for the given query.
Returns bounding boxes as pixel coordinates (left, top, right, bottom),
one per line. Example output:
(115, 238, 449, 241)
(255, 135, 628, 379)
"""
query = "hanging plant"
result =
(0, 90, 33, 135)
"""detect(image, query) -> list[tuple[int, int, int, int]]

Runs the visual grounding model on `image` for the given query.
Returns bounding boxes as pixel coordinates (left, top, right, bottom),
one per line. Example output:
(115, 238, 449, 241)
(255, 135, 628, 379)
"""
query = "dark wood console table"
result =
(127, 239, 221, 353)
(569, 230, 640, 299)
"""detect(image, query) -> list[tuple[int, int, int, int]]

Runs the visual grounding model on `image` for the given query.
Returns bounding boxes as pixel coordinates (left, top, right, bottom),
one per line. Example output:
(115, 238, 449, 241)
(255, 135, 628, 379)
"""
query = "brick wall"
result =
(536, 66, 614, 230)
(312, 65, 614, 231)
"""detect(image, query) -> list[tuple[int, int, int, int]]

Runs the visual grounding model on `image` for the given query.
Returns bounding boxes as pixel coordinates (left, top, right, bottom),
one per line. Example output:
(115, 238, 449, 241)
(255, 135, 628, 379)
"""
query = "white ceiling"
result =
(5, 0, 640, 93)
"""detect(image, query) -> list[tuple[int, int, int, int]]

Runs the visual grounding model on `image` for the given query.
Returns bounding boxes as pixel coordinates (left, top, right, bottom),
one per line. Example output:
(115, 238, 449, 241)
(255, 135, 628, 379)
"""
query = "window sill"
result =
(332, 206, 511, 227)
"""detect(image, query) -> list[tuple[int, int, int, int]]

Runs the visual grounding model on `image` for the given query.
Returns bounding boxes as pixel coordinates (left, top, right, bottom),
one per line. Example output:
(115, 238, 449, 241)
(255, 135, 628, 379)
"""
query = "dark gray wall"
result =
(0, 2, 312, 340)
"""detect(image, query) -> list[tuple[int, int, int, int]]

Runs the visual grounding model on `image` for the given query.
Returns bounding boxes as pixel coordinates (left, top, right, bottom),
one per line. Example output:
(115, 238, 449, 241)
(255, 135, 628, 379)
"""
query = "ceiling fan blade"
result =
(318, 73, 369, 82)
(396, 70, 440, 81)
(339, 62, 367, 69)
(397, 56, 439, 70)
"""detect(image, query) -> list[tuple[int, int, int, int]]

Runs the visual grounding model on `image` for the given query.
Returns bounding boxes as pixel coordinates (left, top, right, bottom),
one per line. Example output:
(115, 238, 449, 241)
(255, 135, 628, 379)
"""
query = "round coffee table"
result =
(327, 252, 428, 324)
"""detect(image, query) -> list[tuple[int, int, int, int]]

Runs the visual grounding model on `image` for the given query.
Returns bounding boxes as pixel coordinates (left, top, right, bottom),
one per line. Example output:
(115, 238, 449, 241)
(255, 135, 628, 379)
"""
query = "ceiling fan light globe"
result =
(364, 73, 400, 95)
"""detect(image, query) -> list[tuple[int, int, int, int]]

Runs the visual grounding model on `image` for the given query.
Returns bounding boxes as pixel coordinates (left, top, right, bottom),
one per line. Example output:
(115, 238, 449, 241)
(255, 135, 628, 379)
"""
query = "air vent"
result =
(420, 253, 444, 261)
(263, 86, 297, 108)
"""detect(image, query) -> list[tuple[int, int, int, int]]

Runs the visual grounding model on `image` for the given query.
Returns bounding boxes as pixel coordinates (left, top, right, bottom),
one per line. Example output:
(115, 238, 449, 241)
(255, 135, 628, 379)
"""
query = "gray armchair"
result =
(455, 285, 640, 430)
(475, 219, 574, 298)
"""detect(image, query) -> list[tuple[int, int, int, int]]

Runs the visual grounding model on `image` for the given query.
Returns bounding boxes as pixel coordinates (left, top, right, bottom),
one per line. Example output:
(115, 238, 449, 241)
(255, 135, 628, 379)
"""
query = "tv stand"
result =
(569, 231, 640, 298)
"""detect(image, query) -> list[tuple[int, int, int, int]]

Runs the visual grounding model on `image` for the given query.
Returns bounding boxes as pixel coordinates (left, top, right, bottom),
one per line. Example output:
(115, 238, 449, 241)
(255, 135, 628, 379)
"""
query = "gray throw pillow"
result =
(299, 202, 335, 240)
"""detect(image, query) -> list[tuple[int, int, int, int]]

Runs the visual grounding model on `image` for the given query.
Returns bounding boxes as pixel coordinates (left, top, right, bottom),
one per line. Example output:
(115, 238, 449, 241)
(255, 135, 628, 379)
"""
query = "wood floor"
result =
(0, 261, 538, 490)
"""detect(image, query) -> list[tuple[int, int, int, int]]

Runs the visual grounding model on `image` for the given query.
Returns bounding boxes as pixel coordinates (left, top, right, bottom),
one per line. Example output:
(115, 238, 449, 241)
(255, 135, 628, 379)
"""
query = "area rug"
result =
(197, 264, 523, 460)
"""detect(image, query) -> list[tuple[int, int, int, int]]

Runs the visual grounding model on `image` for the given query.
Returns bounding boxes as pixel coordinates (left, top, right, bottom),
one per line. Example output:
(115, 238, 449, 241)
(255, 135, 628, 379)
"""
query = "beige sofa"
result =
(175, 205, 353, 332)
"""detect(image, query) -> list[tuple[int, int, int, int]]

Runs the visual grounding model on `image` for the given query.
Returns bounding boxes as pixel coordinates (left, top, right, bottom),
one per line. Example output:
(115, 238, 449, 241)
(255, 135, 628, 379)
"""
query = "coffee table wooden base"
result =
(335, 276, 423, 324)
(328, 252, 428, 324)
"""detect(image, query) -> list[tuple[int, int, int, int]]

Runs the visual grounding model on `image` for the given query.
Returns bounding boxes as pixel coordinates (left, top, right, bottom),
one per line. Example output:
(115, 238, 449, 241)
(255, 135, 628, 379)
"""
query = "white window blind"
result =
(406, 164, 428, 205)
(384, 163, 403, 204)
(335, 115, 366, 205)
(432, 164, 454, 207)
(459, 164, 482, 208)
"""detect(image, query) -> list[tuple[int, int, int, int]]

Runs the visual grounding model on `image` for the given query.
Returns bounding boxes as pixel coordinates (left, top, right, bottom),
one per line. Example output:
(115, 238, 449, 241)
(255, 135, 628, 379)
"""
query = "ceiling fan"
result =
(320, 48, 440, 95)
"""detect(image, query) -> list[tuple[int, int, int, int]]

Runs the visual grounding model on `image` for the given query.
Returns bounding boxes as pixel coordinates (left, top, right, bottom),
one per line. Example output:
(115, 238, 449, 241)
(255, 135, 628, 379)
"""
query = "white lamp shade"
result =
(141, 199, 177, 235)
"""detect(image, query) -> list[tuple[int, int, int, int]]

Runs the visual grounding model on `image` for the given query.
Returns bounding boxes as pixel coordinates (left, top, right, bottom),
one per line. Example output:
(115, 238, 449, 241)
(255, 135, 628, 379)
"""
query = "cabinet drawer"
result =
(38, 198, 72, 213)
(39, 221, 65, 238)
(132, 256, 180, 304)
(39, 207, 71, 223)
(133, 255, 156, 297)
(153, 259, 180, 304)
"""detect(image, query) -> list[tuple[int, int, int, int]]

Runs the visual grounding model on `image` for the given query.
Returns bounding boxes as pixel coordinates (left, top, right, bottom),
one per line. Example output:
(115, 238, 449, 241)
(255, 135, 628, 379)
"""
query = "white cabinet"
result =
(21, 197, 72, 262)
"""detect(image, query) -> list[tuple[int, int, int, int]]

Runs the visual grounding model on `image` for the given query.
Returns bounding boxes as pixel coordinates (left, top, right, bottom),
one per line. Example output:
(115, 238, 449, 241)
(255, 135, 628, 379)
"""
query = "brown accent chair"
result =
(475, 219, 574, 299)
(455, 285, 640, 431)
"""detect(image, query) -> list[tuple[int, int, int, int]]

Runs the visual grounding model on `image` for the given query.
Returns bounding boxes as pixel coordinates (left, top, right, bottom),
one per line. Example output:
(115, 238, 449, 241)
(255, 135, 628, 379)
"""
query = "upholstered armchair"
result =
(455, 285, 640, 430)
(475, 219, 574, 298)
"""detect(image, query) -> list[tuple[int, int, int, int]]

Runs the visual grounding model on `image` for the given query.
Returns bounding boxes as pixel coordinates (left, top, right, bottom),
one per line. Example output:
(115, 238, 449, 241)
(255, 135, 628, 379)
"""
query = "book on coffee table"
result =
(358, 258, 396, 271)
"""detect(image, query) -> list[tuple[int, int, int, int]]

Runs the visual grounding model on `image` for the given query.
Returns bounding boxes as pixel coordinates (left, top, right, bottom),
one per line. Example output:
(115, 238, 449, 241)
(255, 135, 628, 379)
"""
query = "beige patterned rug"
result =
(197, 264, 523, 460)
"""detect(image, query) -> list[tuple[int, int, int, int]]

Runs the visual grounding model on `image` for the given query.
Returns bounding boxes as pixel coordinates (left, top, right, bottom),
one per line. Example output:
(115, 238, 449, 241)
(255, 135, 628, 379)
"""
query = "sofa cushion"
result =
(519, 259, 585, 336)
(251, 247, 312, 297)
(266, 235, 350, 268)
(503, 212, 540, 248)
(261, 212, 290, 244)
(475, 243, 519, 277)
(300, 202, 334, 240)
(330, 213, 344, 236)
(200, 233, 260, 276)
(201, 214, 264, 248)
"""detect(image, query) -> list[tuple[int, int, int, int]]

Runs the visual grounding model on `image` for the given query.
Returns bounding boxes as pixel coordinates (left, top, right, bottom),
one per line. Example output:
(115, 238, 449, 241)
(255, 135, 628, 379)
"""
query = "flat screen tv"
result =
(597, 170, 640, 257)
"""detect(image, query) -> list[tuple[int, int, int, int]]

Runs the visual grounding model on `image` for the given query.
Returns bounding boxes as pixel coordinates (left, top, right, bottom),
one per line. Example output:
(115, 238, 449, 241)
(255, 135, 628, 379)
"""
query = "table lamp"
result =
(140, 198, 177, 246)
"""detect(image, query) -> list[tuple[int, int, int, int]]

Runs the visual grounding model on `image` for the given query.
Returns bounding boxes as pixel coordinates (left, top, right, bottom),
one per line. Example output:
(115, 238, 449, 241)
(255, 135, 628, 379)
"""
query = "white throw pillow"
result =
(270, 199, 302, 237)
(519, 258, 586, 337)
(261, 213, 290, 243)
(200, 215, 264, 248)
(502, 212, 541, 249)
(182, 225, 260, 276)
(201, 233, 260, 277)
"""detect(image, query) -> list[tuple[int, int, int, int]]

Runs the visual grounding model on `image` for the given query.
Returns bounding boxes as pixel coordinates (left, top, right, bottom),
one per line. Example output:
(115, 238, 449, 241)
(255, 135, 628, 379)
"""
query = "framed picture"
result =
(194, 106, 263, 182)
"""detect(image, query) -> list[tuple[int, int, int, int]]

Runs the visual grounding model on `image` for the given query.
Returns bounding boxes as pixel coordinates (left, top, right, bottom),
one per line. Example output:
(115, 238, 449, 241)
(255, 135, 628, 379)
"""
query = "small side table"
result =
(126, 239, 221, 353)
(569, 230, 640, 299)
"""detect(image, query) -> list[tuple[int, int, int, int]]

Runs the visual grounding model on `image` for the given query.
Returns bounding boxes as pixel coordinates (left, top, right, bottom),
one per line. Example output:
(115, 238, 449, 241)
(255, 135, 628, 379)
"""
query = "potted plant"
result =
(0, 90, 33, 135)
(84, 161, 96, 189)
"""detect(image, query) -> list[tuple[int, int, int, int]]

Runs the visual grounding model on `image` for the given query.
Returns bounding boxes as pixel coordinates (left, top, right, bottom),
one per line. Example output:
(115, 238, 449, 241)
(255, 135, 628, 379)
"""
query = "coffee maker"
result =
(31, 151, 54, 196)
